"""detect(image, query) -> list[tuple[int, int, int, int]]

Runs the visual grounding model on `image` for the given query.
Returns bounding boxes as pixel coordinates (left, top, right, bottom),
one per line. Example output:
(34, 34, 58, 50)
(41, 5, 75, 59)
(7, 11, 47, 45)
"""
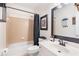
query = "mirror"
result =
(51, 3, 79, 39)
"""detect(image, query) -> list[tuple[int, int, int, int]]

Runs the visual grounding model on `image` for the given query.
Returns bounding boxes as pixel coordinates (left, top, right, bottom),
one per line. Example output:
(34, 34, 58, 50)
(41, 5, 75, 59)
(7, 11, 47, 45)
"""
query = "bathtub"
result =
(6, 42, 33, 56)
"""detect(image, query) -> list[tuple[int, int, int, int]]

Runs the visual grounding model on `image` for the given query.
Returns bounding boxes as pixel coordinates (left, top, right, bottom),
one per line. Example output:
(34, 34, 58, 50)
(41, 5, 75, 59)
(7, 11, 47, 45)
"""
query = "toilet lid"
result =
(27, 46, 39, 50)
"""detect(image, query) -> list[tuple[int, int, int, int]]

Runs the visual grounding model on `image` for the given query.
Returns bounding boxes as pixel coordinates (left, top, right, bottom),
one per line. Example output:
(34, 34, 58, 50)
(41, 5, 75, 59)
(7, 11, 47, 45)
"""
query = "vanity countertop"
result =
(39, 40, 79, 56)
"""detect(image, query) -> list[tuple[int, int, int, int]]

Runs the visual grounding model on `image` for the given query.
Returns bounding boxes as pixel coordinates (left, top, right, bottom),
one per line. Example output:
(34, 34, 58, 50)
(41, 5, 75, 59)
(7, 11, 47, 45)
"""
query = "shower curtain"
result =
(33, 14, 40, 45)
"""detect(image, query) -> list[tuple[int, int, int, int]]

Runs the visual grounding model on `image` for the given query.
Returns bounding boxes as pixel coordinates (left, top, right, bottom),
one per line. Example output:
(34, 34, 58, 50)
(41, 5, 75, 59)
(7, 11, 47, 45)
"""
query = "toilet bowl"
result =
(27, 45, 39, 56)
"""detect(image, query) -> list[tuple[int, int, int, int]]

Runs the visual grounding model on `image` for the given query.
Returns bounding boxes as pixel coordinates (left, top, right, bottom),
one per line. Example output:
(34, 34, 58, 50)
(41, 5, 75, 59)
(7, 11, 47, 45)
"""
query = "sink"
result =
(40, 40, 70, 55)
(52, 44, 69, 53)
(39, 40, 79, 56)
(49, 43, 70, 55)
(51, 41, 79, 56)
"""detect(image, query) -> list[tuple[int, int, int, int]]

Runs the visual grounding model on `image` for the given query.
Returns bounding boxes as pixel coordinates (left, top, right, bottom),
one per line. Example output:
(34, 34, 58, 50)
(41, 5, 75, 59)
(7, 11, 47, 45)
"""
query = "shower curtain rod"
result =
(6, 6, 37, 15)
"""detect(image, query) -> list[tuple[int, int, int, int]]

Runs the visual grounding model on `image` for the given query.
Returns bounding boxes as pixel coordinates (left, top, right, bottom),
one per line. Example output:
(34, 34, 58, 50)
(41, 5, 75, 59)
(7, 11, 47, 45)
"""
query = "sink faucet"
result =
(58, 39, 66, 46)
(52, 38, 55, 42)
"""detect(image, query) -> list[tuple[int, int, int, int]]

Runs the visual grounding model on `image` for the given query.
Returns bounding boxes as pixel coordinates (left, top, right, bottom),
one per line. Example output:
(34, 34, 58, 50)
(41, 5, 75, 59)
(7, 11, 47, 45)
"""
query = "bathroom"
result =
(0, 3, 79, 56)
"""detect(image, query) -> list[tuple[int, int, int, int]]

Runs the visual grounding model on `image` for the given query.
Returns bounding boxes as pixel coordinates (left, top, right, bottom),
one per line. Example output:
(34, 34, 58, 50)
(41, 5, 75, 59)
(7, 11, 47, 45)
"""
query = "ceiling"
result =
(16, 3, 54, 9)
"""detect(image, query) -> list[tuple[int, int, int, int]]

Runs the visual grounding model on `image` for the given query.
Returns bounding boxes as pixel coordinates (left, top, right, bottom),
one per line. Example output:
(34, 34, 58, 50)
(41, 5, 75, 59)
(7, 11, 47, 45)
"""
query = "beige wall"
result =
(6, 16, 34, 46)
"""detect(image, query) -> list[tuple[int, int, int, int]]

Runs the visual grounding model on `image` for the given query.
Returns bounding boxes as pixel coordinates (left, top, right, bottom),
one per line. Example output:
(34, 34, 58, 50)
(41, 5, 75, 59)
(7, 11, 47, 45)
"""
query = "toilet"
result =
(27, 45, 39, 56)
(26, 38, 45, 56)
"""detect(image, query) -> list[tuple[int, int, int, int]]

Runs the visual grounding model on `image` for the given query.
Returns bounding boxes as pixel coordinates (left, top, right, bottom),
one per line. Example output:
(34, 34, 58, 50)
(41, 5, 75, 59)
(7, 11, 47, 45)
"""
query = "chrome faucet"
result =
(58, 39, 66, 46)
(53, 38, 55, 42)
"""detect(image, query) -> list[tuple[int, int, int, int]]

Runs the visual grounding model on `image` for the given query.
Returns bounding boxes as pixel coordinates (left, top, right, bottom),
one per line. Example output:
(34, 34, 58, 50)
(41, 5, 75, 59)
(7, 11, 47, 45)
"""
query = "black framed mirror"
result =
(51, 7, 57, 38)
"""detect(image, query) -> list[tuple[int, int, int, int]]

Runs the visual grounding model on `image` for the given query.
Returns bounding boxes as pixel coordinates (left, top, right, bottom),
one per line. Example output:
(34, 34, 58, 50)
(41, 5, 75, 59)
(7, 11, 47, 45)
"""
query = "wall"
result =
(0, 23, 6, 50)
(38, 3, 79, 40)
(6, 17, 34, 46)
(36, 4, 56, 40)
(54, 4, 79, 38)
(6, 3, 34, 46)
(6, 3, 34, 19)
(0, 7, 6, 51)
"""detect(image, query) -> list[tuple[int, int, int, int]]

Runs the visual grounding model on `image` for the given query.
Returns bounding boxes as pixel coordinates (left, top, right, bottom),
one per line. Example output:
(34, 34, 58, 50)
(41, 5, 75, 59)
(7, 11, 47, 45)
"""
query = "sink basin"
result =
(51, 44, 69, 53)
(40, 40, 70, 55)
(48, 43, 70, 55)
(51, 41, 79, 56)
(39, 40, 79, 56)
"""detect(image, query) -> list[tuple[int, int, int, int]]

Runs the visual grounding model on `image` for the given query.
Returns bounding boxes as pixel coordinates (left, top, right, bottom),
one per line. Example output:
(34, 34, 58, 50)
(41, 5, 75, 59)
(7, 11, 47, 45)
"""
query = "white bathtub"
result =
(7, 42, 33, 56)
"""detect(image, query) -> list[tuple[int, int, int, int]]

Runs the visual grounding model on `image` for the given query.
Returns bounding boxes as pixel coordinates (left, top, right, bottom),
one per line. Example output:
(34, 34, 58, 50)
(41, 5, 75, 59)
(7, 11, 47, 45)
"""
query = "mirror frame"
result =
(51, 7, 57, 38)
